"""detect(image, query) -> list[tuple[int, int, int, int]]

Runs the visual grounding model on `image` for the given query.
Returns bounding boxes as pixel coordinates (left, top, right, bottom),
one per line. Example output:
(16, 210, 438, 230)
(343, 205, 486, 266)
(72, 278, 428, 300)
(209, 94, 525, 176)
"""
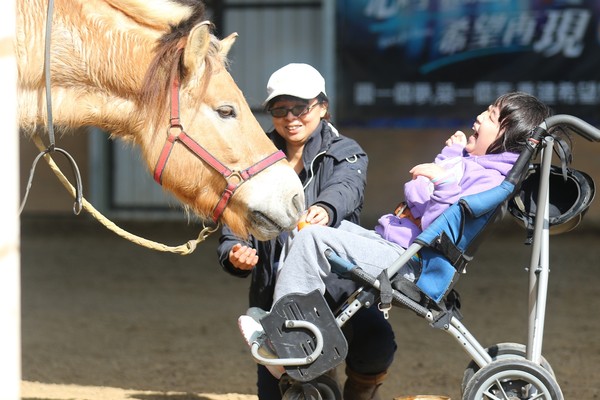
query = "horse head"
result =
(146, 22, 306, 239)
(16, 0, 305, 240)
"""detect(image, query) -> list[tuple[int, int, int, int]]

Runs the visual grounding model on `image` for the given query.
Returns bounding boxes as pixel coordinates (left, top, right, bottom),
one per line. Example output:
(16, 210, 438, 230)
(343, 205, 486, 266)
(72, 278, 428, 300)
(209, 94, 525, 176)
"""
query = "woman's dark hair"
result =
(316, 93, 331, 121)
(487, 91, 555, 154)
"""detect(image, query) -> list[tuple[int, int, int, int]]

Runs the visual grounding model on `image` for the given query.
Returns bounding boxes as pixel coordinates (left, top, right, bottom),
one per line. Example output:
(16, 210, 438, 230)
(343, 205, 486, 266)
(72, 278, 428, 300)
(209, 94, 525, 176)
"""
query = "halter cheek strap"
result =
(153, 71, 285, 222)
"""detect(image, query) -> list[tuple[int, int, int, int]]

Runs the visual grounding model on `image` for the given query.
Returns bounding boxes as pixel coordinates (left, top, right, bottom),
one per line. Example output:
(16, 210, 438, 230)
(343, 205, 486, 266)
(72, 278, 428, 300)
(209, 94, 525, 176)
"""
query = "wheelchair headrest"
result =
(508, 164, 595, 234)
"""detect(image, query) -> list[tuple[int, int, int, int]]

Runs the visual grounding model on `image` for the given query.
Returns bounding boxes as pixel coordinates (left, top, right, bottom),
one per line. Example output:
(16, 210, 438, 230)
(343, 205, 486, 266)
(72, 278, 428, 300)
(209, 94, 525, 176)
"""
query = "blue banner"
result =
(336, 0, 600, 127)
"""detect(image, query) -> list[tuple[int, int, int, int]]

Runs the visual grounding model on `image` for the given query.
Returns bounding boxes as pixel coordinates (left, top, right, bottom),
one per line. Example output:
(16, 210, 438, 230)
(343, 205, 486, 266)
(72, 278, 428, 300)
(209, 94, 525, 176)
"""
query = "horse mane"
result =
(139, 0, 220, 132)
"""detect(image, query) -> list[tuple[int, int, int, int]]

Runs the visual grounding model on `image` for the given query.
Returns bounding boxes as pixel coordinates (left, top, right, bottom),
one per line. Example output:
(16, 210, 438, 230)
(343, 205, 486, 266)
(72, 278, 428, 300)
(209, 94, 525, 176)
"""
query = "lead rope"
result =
(19, 0, 215, 255)
(29, 133, 217, 255)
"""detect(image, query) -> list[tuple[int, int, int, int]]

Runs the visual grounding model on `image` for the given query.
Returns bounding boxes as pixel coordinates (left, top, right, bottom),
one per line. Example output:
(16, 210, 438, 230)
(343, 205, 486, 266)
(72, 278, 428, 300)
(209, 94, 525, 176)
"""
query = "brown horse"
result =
(16, 0, 305, 240)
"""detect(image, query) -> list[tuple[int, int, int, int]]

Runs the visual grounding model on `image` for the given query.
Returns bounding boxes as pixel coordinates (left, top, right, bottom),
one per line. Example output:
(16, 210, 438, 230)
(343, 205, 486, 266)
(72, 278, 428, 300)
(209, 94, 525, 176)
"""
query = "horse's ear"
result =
(183, 22, 211, 72)
(220, 32, 238, 57)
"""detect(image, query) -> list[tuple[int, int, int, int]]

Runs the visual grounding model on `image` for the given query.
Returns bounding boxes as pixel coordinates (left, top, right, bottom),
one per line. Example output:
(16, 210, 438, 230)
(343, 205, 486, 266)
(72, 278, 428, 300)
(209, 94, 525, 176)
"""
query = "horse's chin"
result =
(249, 211, 295, 241)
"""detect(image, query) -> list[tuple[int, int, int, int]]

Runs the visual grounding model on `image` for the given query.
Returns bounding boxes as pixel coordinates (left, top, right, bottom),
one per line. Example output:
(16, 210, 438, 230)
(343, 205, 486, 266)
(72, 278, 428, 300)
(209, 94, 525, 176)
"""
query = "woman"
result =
(217, 63, 394, 400)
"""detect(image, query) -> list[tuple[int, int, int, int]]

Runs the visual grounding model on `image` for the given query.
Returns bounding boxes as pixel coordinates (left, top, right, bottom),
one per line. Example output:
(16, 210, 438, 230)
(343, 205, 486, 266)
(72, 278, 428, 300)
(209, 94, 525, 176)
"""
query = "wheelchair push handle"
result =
(507, 114, 600, 185)
(545, 114, 600, 142)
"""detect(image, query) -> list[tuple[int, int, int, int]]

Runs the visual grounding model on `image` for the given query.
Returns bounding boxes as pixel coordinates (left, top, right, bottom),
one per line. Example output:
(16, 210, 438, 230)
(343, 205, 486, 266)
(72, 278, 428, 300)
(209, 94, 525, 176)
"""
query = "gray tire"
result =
(462, 358, 563, 400)
(462, 342, 555, 394)
(281, 374, 342, 400)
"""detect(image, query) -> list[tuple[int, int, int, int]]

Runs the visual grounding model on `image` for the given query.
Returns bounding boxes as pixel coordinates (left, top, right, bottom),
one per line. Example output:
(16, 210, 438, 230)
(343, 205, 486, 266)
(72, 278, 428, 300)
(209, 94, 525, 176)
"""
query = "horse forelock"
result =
(139, 26, 222, 137)
(113, 0, 207, 114)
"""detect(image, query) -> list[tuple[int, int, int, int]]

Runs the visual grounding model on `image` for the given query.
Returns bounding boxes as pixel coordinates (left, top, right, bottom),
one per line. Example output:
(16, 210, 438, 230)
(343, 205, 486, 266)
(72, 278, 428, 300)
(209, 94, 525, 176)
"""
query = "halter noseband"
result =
(153, 68, 285, 223)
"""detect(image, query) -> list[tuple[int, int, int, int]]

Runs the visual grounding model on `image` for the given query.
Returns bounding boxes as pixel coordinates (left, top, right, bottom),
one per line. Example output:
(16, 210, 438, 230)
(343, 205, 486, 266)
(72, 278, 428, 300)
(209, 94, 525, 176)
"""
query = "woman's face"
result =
(269, 97, 327, 146)
(467, 105, 502, 156)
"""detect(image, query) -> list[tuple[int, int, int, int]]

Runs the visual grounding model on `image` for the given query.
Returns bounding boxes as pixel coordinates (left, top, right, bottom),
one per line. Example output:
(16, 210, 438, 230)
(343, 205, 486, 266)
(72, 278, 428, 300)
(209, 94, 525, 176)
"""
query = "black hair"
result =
(487, 92, 556, 154)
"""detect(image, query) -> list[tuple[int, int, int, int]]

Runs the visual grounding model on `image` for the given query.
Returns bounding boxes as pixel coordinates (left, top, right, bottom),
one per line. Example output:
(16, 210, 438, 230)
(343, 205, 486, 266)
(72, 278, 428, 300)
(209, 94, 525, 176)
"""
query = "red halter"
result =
(153, 70, 285, 223)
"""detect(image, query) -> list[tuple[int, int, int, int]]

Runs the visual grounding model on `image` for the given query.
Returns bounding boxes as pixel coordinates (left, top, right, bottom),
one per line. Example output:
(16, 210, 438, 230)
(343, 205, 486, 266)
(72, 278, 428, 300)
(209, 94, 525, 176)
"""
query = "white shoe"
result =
(238, 314, 285, 379)
(238, 314, 265, 348)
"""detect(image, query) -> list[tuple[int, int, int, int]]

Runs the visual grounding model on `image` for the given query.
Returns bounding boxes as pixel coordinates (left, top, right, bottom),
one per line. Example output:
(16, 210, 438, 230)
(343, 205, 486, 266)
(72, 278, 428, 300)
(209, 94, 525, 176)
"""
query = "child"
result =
(239, 91, 557, 373)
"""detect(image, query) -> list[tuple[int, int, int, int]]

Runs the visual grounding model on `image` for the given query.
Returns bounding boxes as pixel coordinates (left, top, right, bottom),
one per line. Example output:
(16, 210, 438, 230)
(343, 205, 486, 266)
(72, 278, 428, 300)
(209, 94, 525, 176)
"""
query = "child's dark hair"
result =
(487, 92, 558, 154)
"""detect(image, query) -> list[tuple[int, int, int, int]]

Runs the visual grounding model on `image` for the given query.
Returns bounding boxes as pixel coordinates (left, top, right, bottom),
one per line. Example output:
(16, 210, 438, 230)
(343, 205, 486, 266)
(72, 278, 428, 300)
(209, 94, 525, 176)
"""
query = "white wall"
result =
(1, 0, 21, 398)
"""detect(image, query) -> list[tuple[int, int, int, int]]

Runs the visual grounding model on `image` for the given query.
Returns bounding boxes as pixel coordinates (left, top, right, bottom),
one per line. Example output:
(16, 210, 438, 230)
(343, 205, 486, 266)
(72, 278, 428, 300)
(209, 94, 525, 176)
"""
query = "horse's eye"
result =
(217, 105, 236, 119)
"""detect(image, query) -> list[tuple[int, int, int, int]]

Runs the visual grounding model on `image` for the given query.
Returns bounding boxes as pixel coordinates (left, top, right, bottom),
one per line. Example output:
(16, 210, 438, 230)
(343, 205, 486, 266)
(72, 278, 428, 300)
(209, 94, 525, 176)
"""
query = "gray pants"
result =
(273, 221, 417, 303)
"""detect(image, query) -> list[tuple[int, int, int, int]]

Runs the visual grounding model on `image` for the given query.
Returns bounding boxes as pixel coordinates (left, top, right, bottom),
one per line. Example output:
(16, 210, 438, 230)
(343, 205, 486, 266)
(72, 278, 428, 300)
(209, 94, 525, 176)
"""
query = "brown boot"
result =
(343, 367, 388, 400)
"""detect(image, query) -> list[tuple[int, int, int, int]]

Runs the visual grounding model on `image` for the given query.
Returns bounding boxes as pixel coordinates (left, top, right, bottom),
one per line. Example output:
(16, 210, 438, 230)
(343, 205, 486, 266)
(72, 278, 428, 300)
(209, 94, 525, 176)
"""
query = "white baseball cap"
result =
(264, 63, 327, 105)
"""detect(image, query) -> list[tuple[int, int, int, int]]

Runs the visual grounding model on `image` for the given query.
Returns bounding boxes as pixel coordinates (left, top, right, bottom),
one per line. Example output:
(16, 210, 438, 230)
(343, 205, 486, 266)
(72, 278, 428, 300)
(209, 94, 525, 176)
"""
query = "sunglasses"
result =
(268, 102, 321, 118)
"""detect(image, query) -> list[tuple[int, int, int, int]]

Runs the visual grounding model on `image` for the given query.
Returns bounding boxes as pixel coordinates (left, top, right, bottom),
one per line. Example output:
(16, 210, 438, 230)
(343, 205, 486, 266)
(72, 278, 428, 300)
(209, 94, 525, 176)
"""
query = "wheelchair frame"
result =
(249, 115, 600, 400)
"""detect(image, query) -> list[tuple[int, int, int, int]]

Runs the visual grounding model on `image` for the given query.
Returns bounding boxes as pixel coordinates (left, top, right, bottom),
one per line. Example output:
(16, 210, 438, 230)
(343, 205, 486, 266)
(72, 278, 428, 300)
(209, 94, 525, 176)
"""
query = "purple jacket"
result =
(375, 143, 518, 248)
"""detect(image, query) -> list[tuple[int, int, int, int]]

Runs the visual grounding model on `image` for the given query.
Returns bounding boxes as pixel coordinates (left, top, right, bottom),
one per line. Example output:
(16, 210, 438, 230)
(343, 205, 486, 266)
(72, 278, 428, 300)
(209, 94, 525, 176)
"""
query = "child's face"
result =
(466, 105, 502, 156)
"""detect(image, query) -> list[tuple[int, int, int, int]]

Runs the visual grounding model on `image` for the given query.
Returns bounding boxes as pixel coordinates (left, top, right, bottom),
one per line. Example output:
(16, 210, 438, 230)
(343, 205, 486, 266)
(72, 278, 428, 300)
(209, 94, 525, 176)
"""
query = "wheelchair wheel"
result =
(461, 342, 555, 393)
(462, 358, 563, 400)
(281, 374, 342, 400)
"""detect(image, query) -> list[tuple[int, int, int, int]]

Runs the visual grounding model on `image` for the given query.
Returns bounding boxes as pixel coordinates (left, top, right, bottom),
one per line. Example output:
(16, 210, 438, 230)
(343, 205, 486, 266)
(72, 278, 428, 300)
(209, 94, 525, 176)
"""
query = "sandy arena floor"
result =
(20, 215, 600, 400)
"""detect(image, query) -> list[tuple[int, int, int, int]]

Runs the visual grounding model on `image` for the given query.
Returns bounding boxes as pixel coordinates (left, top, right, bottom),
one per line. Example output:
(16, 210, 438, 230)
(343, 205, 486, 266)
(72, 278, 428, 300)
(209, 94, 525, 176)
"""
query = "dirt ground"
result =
(20, 214, 600, 400)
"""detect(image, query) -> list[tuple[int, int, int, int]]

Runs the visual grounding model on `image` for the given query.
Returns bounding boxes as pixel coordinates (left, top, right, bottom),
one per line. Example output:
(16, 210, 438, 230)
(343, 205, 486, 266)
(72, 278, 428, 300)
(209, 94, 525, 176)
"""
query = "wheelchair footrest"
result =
(261, 290, 348, 382)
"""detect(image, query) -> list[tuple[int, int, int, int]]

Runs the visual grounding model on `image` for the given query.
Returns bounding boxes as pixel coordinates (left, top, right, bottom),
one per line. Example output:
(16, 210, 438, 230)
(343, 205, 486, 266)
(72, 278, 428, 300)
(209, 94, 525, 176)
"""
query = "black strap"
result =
(20, 0, 84, 215)
(44, 0, 55, 150)
(391, 274, 436, 309)
(20, 146, 83, 215)
(431, 232, 473, 273)
(552, 135, 573, 180)
(377, 270, 393, 318)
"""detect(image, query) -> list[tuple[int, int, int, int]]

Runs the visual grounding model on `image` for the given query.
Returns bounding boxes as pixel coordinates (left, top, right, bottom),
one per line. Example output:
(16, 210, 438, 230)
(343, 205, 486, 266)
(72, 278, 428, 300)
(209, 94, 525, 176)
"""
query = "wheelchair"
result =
(247, 115, 599, 400)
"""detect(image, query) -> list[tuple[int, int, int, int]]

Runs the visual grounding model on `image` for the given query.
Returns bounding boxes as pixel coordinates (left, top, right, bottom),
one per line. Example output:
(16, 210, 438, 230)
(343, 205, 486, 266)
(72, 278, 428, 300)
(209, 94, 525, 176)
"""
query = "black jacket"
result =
(216, 120, 368, 309)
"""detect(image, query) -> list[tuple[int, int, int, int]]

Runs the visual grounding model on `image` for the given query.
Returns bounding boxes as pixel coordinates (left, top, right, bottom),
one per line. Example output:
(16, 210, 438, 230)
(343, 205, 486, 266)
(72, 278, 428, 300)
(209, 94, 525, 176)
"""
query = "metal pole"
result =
(321, 0, 336, 112)
(526, 137, 554, 362)
(0, 0, 21, 398)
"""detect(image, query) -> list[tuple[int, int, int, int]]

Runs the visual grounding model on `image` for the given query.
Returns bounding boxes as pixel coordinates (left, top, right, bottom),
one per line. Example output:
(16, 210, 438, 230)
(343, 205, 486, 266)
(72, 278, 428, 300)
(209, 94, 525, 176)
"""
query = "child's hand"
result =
(446, 131, 467, 147)
(228, 243, 259, 270)
(410, 163, 447, 181)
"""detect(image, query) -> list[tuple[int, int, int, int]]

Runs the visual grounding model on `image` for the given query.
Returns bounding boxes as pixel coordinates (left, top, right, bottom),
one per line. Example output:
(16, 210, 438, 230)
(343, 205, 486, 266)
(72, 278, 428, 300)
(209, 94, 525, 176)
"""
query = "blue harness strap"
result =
(413, 180, 516, 303)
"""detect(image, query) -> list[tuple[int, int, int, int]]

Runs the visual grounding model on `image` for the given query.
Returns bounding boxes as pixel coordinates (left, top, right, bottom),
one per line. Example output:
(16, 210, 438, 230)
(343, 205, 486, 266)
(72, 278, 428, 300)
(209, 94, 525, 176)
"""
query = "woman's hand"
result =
(298, 205, 330, 227)
(228, 243, 259, 270)
(446, 131, 467, 147)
